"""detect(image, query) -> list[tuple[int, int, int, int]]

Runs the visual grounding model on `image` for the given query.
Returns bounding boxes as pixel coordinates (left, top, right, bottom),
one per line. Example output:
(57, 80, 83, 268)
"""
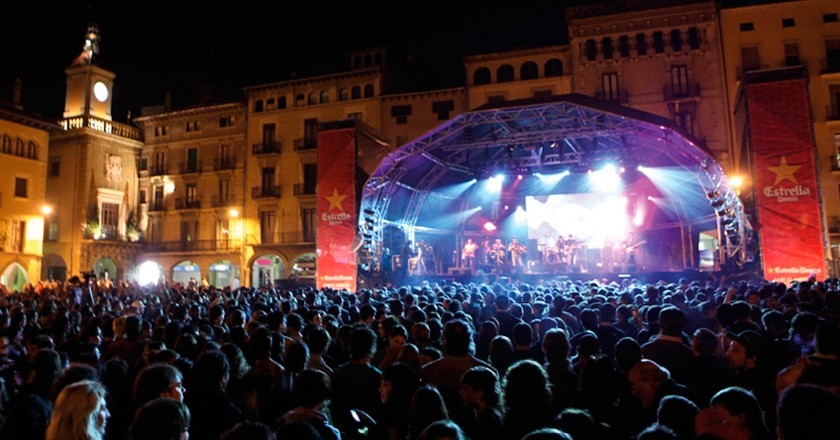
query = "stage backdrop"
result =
(316, 127, 357, 290)
(746, 78, 826, 282)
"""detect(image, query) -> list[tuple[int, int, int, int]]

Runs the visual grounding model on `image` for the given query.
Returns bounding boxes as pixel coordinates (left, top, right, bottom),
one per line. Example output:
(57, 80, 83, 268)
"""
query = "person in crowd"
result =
(128, 397, 191, 440)
(331, 325, 384, 436)
(273, 368, 340, 440)
(640, 307, 693, 384)
(45, 380, 110, 440)
(776, 383, 840, 440)
(420, 318, 493, 429)
(459, 365, 504, 440)
(409, 385, 450, 440)
(694, 386, 772, 440)
(375, 362, 422, 440)
(724, 330, 777, 428)
(501, 359, 554, 440)
(542, 328, 579, 413)
(184, 349, 244, 440)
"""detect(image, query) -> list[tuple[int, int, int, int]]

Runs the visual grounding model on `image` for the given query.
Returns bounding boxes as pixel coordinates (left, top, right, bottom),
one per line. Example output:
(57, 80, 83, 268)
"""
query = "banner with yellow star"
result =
(747, 79, 826, 282)
(316, 127, 357, 290)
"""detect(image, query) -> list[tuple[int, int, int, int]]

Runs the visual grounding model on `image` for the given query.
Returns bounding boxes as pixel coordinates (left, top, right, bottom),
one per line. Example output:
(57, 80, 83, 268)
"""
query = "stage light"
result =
(517, 174, 523, 180)
(646, 196, 654, 201)
(483, 221, 497, 232)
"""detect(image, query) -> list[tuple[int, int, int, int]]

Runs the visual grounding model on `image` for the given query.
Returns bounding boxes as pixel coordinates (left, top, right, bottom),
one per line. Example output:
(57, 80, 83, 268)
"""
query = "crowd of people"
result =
(0, 271, 836, 440)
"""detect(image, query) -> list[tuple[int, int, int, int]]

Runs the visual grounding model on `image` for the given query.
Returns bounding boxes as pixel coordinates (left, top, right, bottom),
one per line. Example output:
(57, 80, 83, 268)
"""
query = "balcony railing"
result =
(251, 185, 282, 199)
(821, 58, 840, 74)
(149, 165, 168, 176)
(59, 115, 142, 140)
(213, 157, 237, 170)
(252, 142, 282, 155)
(178, 161, 202, 174)
(736, 64, 770, 80)
(211, 195, 238, 207)
(174, 198, 202, 210)
(831, 154, 840, 172)
(663, 83, 700, 101)
(149, 201, 167, 212)
(261, 231, 316, 245)
(594, 90, 628, 103)
(293, 138, 317, 151)
(827, 106, 840, 122)
(293, 184, 316, 196)
(143, 239, 242, 253)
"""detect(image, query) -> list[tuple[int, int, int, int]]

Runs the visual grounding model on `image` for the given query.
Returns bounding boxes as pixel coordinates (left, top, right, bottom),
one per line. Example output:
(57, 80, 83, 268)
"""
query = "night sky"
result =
(4, 1, 574, 122)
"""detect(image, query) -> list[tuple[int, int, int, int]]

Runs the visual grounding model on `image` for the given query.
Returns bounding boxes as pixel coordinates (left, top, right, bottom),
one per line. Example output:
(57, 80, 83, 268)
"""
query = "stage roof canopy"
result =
(361, 93, 750, 263)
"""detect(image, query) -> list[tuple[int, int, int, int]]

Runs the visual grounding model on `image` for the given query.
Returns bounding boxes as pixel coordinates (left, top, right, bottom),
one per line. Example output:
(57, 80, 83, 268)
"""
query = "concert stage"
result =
(357, 94, 753, 288)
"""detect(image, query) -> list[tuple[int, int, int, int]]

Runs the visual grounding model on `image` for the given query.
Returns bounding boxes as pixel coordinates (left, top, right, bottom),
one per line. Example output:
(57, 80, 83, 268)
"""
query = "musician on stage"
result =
(622, 231, 644, 272)
(491, 238, 507, 267)
(399, 240, 415, 278)
(561, 234, 580, 267)
(508, 237, 527, 268)
(462, 238, 478, 269)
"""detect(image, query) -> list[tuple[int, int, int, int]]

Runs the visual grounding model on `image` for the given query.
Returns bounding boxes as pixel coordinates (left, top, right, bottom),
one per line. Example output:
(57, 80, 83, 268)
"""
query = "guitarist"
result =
(622, 231, 645, 272)
(508, 237, 527, 268)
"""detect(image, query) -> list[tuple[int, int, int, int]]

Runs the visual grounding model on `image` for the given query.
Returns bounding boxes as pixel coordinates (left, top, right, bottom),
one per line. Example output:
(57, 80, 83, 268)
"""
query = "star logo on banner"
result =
(767, 156, 800, 185)
(326, 188, 346, 212)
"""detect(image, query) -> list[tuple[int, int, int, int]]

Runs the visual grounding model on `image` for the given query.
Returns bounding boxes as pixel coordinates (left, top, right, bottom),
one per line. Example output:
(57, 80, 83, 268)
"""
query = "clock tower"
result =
(44, 23, 142, 282)
(63, 24, 114, 120)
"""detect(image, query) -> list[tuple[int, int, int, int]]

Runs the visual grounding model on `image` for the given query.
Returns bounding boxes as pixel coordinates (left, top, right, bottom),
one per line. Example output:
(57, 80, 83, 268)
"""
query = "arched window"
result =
(320, 91, 329, 104)
(353, 55, 362, 68)
(308, 92, 317, 105)
(351, 86, 361, 99)
(520, 61, 539, 80)
(278, 96, 287, 109)
(254, 100, 264, 112)
(545, 58, 564, 77)
(2, 134, 12, 153)
(295, 94, 305, 107)
(15, 138, 24, 156)
(473, 67, 491, 85)
(497, 64, 515, 83)
(339, 88, 349, 101)
(364, 84, 374, 98)
(266, 98, 275, 110)
(27, 141, 37, 159)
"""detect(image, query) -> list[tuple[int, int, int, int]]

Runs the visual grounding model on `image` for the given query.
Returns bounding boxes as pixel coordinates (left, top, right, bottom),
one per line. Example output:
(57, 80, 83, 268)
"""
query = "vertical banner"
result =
(748, 79, 826, 282)
(316, 128, 358, 290)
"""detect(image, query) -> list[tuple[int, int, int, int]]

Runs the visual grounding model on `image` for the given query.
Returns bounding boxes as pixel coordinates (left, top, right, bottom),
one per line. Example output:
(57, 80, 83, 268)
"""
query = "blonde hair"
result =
(46, 380, 108, 440)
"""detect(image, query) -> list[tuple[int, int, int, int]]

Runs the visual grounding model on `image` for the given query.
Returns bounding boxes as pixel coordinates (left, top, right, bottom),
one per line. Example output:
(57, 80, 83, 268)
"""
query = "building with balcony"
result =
(134, 102, 246, 287)
(566, 1, 730, 167)
(0, 85, 59, 290)
(43, 26, 144, 282)
(719, 0, 840, 262)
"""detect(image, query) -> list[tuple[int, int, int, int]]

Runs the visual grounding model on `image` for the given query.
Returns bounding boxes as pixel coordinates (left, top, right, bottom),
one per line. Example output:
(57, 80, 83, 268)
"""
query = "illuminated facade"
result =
(133, 103, 246, 287)
(566, 1, 730, 167)
(719, 0, 840, 260)
(0, 94, 57, 290)
(43, 25, 144, 281)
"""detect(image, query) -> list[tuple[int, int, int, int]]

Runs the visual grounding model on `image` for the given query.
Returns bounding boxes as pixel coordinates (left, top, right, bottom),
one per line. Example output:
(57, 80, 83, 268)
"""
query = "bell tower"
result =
(63, 24, 114, 120)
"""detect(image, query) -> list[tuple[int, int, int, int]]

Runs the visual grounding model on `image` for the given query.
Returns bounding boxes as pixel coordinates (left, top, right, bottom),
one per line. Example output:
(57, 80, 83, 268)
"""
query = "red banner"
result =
(748, 79, 826, 282)
(316, 128, 357, 290)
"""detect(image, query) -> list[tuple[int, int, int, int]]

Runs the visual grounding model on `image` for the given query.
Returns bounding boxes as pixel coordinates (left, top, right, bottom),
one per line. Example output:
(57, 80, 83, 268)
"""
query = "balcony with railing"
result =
(143, 239, 242, 253)
(149, 164, 168, 176)
(821, 58, 840, 75)
(174, 198, 202, 210)
(149, 200, 167, 212)
(213, 157, 237, 170)
(663, 83, 700, 101)
(827, 106, 840, 122)
(59, 114, 142, 140)
(211, 195, 238, 207)
(251, 185, 282, 199)
(261, 230, 316, 245)
(736, 64, 770, 81)
(594, 90, 628, 103)
(293, 184, 316, 197)
(178, 161, 203, 174)
(293, 138, 317, 151)
(252, 142, 282, 155)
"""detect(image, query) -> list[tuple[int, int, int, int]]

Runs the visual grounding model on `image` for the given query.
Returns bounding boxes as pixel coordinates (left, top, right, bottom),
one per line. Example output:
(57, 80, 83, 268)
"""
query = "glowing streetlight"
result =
(41, 205, 53, 215)
(228, 208, 240, 218)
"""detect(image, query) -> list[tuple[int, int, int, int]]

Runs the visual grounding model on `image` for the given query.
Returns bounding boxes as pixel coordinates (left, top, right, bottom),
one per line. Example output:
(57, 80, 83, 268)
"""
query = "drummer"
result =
(491, 238, 507, 263)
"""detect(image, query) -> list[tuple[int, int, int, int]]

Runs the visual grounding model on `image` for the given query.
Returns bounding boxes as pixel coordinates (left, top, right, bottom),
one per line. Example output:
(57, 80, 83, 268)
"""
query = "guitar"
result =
(625, 240, 647, 253)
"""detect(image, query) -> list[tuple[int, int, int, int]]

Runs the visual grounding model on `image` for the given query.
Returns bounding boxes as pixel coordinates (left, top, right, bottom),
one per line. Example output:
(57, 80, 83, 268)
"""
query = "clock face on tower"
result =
(93, 81, 109, 102)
